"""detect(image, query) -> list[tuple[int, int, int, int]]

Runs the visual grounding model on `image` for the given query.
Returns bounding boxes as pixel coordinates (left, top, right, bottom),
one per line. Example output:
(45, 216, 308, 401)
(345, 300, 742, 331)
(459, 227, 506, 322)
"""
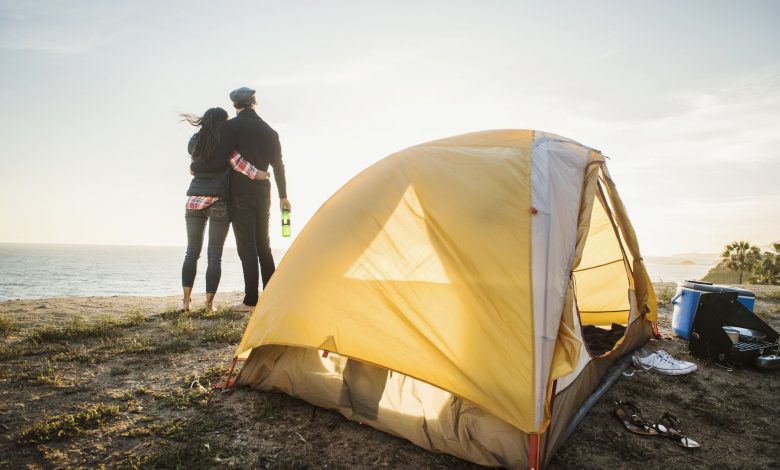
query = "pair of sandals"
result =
(614, 400, 700, 449)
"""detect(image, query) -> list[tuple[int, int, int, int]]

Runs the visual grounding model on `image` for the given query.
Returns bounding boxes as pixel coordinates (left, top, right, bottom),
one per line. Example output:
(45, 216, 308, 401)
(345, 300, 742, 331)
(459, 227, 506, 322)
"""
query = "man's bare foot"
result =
(230, 302, 254, 312)
(204, 304, 213, 314)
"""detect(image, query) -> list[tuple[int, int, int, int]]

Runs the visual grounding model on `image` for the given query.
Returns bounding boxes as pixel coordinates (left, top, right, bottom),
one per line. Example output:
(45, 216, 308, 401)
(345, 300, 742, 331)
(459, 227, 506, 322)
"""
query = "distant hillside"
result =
(645, 253, 720, 265)
(701, 261, 755, 284)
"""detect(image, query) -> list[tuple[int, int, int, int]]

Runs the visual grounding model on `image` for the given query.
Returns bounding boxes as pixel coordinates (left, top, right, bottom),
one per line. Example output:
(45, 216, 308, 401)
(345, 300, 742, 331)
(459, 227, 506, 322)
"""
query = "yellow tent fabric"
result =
(235, 129, 655, 438)
(235, 130, 567, 432)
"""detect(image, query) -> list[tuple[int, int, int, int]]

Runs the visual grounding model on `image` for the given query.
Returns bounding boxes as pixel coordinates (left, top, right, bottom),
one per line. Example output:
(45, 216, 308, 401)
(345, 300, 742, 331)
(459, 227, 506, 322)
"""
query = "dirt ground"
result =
(1, 284, 778, 469)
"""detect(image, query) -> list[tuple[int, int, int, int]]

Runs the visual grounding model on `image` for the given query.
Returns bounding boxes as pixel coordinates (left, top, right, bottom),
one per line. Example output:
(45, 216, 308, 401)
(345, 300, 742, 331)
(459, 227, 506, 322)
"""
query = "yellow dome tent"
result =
(231, 130, 656, 469)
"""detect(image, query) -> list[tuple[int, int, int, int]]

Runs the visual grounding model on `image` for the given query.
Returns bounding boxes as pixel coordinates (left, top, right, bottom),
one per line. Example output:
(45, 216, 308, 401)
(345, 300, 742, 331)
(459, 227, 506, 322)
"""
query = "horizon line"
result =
(0, 240, 718, 258)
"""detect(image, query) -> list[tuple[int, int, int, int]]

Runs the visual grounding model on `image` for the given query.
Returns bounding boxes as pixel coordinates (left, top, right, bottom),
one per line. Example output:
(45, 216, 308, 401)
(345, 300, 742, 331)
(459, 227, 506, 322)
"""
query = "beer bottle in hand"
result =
(282, 208, 291, 237)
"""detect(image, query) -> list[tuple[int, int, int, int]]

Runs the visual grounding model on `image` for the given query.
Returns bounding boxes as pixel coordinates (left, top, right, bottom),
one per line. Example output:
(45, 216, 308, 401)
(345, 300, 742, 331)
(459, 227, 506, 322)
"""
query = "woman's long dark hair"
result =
(180, 107, 228, 161)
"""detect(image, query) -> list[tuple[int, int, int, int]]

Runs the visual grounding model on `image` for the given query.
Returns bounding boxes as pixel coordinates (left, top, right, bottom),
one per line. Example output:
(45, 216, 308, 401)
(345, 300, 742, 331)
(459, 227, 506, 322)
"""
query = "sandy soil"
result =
(1, 284, 778, 469)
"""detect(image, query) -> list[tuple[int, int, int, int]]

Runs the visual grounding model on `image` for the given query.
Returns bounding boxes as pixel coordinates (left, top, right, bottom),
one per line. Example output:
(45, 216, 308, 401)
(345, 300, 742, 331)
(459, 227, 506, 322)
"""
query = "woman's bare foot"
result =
(178, 298, 191, 313)
(204, 293, 216, 314)
(178, 287, 193, 313)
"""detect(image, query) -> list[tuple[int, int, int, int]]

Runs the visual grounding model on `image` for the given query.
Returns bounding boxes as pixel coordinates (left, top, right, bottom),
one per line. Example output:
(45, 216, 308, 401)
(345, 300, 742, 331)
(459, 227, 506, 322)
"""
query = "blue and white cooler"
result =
(671, 280, 756, 340)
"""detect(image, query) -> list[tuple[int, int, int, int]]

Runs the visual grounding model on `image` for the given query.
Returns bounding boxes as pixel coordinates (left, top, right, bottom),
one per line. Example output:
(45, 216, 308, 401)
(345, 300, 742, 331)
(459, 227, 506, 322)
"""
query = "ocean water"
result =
(0, 244, 287, 301)
(642, 262, 713, 284)
(0, 244, 714, 301)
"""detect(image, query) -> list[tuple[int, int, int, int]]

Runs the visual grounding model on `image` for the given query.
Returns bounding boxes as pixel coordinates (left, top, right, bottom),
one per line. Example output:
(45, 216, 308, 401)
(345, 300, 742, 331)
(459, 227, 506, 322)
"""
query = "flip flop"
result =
(614, 401, 659, 436)
(653, 412, 701, 449)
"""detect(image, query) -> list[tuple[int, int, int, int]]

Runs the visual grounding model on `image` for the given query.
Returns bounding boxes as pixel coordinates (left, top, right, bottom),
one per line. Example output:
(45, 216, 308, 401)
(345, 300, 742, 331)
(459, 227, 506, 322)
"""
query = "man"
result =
(193, 87, 290, 312)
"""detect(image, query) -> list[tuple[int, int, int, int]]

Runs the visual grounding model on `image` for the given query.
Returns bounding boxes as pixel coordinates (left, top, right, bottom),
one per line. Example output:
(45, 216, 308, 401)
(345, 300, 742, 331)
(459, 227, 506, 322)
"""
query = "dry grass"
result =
(202, 318, 244, 344)
(0, 314, 20, 338)
(30, 359, 70, 388)
(655, 287, 675, 304)
(18, 402, 120, 445)
(758, 290, 780, 302)
(7, 288, 776, 469)
(30, 313, 145, 343)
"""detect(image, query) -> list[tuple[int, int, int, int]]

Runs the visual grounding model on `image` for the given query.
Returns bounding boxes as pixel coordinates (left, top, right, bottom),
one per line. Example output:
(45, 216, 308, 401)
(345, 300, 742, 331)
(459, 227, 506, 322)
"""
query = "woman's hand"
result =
(254, 171, 271, 181)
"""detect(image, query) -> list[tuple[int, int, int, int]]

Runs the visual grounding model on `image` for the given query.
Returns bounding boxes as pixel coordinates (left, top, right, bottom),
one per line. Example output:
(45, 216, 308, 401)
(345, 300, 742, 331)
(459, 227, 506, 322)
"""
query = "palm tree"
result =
(752, 241, 780, 285)
(752, 255, 780, 285)
(721, 241, 761, 284)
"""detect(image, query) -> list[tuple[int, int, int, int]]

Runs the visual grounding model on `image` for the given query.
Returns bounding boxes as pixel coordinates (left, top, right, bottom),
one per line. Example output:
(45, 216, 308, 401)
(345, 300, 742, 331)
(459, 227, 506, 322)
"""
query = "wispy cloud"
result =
(0, 2, 119, 54)
(572, 69, 780, 165)
(253, 59, 397, 88)
(0, 38, 95, 54)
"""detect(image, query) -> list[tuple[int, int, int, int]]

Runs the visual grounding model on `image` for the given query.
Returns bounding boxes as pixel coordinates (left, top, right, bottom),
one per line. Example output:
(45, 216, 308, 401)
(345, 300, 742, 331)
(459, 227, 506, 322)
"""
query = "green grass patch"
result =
(18, 402, 120, 445)
(755, 305, 780, 324)
(30, 360, 70, 388)
(160, 306, 186, 321)
(0, 343, 18, 360)
(153, 338, 193, 354)
(30, 314, 146, 343)
(202, 319, 244, 344)
(196, 364, 230, 382)
(161, 305, 245, 321)
(0, 314, 20, 338)
(121, 335, 156, 354)
(758, 290, 780, 302)
(169, 317, 194, 337)
(0, 342, 71, 361)
(121, 421, 170, 439)
(655, 287, 674, 304)
(126, 415, 232, 469)
(180, 364, 230, 391)
(161, 387, 212, 410)
(124, 309, 147, 326)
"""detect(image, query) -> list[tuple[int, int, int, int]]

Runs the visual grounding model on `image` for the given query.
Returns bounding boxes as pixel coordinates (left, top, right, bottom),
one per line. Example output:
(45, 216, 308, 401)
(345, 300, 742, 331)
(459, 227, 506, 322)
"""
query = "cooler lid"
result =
(678, 280, 755, 298)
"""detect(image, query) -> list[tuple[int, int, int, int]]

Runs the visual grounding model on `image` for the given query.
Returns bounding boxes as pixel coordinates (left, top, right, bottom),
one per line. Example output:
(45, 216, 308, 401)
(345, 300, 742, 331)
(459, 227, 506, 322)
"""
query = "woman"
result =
(180, 107, 268, 313)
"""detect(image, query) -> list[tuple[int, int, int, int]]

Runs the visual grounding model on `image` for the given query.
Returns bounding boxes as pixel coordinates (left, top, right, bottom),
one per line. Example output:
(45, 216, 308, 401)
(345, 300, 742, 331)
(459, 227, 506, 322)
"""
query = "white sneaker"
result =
(632, 349, 697, 375)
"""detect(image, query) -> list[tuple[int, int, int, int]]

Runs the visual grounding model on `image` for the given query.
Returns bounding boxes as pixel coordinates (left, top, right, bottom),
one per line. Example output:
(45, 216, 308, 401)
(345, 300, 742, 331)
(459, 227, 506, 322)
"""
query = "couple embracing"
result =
(180, 87, 290, 313)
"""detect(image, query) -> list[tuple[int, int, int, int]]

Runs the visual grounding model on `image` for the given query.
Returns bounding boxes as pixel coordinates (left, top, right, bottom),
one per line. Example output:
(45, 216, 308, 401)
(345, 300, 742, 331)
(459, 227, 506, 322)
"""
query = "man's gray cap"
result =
(229, 87, 256, 106)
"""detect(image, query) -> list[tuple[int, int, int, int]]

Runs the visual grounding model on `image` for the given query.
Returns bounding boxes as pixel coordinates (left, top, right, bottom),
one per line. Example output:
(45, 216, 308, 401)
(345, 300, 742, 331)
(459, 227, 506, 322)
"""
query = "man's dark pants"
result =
(231, 184, 275, 306)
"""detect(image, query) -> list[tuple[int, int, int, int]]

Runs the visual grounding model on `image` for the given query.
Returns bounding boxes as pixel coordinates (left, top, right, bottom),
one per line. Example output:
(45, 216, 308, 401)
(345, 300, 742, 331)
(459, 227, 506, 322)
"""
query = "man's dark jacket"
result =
(191, 108, 287, 201)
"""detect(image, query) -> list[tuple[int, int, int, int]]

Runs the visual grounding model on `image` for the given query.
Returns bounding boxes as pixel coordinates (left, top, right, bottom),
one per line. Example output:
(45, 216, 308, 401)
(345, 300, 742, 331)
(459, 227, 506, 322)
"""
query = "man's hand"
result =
(254, 171, 271, 181)
(280, 198, 291, 212)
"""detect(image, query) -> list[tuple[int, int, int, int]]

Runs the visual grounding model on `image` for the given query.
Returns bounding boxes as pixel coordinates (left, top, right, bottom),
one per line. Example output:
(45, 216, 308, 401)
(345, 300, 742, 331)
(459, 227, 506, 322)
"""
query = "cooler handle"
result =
(670, 292, 683, 305)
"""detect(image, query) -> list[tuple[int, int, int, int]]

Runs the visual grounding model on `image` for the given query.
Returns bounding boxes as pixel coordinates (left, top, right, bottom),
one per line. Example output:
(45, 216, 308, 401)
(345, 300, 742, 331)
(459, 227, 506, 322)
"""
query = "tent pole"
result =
(528, 433, 541, 470)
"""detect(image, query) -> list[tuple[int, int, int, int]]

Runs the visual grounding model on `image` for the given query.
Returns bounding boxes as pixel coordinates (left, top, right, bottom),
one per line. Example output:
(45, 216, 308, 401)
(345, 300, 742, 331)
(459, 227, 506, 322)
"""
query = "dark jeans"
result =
(181, 201, 231, 293)
(231, 187, 275, 306)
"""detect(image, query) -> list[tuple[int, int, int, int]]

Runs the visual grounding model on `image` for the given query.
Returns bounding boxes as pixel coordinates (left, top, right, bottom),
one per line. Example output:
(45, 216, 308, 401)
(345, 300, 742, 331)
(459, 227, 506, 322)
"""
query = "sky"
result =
(0, 0, 778, 256)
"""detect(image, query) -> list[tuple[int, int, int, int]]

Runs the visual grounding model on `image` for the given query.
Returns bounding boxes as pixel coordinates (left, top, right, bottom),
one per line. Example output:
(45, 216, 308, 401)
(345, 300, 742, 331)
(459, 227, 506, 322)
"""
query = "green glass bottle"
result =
(282, 208, 291, 237)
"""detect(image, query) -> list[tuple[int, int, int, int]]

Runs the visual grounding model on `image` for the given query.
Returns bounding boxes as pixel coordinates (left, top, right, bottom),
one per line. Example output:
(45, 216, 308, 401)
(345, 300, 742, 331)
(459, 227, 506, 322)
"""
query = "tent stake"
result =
(215, 357, 238, 391)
